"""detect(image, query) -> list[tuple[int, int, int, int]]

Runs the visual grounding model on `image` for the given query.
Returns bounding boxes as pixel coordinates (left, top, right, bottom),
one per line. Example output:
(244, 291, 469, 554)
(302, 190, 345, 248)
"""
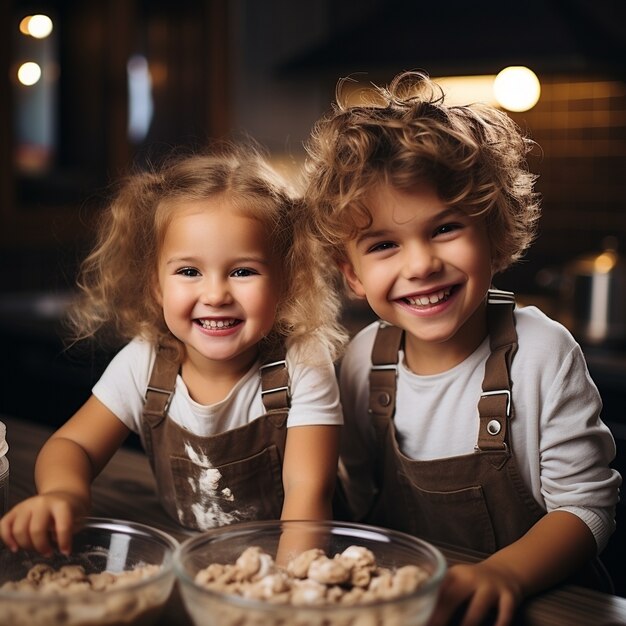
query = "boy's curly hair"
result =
(303, 71, 541, 275)
(68, 141, 346, 361)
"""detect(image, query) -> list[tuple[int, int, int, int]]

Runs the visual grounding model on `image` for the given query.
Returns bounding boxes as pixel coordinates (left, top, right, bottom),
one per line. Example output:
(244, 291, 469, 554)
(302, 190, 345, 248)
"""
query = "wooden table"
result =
(3, 414, 626, 626)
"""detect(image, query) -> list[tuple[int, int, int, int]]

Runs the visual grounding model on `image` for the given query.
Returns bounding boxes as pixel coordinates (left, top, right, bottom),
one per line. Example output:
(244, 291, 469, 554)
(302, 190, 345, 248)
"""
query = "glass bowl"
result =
(0, 517, 179, 626)
(174, 519, 446, 626)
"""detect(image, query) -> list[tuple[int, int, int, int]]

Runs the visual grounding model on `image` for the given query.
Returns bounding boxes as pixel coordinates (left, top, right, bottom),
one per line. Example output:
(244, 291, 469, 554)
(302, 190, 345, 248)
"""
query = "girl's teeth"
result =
(199, 319, 237, 329)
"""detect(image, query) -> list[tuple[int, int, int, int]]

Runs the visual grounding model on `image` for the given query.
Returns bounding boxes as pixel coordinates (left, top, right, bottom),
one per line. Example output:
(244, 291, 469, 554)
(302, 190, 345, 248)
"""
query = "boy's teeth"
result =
(405, 289, 450, 306)
(199, 318, 237, 329)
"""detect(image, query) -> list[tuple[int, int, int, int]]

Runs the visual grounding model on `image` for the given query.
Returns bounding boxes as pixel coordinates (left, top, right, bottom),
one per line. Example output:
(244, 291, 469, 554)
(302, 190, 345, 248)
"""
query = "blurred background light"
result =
(17, 61, 41, 86)
(493, 66, 541, 112)
(127, 54, 154, 143)
(19, 14, 53, 39)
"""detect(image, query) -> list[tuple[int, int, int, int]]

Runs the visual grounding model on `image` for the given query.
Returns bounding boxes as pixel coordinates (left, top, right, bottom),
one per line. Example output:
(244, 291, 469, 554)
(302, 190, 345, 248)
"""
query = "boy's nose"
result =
(402, 242, 443, 279)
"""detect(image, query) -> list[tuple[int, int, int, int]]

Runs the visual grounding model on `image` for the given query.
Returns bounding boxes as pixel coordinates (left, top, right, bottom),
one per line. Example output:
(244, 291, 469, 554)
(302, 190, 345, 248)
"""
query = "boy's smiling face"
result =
(340, 182, 494, 374)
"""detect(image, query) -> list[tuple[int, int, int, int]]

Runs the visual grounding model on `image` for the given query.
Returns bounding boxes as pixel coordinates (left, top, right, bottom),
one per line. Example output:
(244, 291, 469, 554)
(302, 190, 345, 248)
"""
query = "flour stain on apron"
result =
(181, 442, 242, 529)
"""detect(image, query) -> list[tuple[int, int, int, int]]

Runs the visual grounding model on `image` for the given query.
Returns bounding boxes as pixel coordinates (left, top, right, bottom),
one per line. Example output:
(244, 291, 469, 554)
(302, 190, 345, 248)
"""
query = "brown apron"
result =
(365, 289, 613, 592)
(141, 338, 290, 530)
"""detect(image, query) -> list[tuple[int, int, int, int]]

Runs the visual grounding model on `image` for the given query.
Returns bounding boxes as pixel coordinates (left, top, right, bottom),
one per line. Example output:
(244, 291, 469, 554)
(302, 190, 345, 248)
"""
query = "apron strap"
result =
(476, 289, 517, 452)
(369, 322, 403, 419)
(260, 339, 290, 413)
(143, 338, 179, 424)
(142, 336, 180, 461)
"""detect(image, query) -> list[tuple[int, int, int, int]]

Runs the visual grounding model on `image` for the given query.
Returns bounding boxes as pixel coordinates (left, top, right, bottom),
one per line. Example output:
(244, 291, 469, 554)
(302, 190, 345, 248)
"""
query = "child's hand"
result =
(0, 492, 89, 557)
(428, 561, 523, 626)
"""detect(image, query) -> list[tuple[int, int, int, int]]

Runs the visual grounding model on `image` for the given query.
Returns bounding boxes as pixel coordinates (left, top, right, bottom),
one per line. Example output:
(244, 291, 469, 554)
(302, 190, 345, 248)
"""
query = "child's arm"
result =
(428, 510, 597, 626)
(0, 395, 130, 556)
(275, 424, 340, 565)
(280, 424, 340, 520)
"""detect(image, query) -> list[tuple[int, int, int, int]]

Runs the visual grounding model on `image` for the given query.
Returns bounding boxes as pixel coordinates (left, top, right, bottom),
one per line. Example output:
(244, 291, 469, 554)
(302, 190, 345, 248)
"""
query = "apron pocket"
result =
(170, 444, 285, 530)
(397, 473, 498, 554)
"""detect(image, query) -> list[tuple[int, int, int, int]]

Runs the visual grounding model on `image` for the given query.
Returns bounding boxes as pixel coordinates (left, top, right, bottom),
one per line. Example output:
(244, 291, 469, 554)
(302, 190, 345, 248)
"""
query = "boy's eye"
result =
(367, 241, 397, 253)
(231, 267, 259, 278)
(176, 267, 200, 277)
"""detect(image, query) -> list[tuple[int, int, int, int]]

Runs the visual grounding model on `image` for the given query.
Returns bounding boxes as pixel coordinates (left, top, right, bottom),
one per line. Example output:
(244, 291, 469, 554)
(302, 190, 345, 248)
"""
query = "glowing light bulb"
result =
(17, 62, 42, 86)
(493, 66, 541, 112)
(18, 14, 53, 39)
(28, 14, 54, 38)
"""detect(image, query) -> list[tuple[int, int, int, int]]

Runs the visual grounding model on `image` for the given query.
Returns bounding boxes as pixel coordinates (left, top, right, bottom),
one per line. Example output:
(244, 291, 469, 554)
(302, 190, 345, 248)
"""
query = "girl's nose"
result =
(402, 241, 443, 279)
(200, 276, 233, 306)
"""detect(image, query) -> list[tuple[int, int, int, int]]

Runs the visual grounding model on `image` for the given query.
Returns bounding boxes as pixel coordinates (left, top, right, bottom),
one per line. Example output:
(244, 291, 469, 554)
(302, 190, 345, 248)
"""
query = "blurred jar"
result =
(0, 421, 8, 516)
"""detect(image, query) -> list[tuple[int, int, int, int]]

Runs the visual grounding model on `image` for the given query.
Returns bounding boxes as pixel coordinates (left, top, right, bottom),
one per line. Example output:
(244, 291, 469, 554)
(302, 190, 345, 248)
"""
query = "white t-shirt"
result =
(93, 338, 343, 442)
(339, 306, 621, 552)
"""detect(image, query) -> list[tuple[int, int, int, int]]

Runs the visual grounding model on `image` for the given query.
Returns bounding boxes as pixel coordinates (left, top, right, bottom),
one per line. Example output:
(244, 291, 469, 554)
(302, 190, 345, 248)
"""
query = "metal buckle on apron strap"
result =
(475, 389, 511, 451)
(369, 364, 397, 413)
(260, 359, 287, 369)
(487, 289, 515, 304)
(481, 389, 511, 417)
(261, 386, 291, 397)
(260, 360, 290, 398)
(145, 385, 174, 413)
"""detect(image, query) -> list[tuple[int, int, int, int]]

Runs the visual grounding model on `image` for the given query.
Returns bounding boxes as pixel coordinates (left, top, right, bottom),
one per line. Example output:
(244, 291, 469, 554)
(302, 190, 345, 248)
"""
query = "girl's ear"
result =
(338, 260, 367, 299)
(152, 275, 163, 305)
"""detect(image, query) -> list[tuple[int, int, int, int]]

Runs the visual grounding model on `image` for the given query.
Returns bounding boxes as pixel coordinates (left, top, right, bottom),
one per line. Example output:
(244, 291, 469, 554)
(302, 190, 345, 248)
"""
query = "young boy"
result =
(303, 71, 621, 626)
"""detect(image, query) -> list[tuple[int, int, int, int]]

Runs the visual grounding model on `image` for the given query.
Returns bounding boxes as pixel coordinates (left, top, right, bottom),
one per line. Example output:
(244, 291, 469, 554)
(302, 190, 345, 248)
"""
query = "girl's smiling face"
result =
(340, 182, 494, 373)
(156, 196, 280, 375)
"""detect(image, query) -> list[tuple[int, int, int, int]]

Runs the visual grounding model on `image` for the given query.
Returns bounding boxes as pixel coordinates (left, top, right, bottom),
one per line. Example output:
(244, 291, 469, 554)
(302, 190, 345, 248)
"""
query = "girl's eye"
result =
(367, 241, 397, 254)
(176, 267, 200, 277)
(434, 222, 463, 237)
(231, 267, 259, 278)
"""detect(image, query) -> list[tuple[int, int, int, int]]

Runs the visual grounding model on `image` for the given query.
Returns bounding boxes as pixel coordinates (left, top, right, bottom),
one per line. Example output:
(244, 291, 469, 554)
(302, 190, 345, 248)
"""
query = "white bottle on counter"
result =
(0, 421, 8, 516)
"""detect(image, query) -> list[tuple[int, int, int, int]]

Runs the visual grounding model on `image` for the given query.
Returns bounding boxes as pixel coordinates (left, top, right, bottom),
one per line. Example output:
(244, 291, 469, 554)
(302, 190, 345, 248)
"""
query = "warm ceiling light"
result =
(493, 66, 541, 112)
(17, 61, 42, 86)
(19, 14, 53, 39)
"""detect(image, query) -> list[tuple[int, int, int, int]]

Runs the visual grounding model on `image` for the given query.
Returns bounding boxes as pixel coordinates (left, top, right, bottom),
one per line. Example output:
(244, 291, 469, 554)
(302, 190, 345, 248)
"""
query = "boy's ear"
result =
(338, 260, 367, 299)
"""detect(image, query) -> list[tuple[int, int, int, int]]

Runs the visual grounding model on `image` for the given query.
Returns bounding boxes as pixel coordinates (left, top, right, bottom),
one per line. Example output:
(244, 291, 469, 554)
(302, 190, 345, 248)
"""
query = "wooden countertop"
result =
(3, 414, 626, 626)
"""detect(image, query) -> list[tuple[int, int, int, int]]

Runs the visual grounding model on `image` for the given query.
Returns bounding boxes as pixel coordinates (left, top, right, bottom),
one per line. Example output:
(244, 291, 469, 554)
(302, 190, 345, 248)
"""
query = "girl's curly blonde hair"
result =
(303, 71, 541, 275)
(68, 141, 346, 361)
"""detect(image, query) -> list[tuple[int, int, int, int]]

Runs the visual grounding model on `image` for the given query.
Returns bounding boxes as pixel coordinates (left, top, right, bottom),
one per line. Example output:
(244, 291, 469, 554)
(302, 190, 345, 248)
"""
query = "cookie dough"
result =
(0, 562, 168, 626)
(194, 545, 429, 605)
(1, 563, 161, 594)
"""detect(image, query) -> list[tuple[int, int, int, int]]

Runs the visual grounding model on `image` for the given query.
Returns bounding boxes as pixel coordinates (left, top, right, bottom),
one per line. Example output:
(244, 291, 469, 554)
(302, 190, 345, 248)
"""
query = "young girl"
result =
(302, 72, 621, 626)
(0, 142, 346, 556)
